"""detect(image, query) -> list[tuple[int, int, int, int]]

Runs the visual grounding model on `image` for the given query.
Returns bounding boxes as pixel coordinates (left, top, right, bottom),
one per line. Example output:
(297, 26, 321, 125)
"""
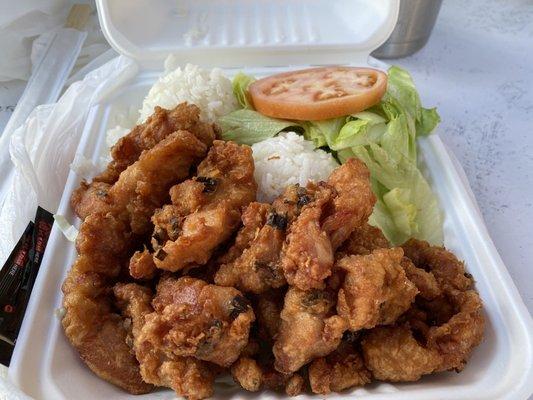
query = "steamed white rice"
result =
(252, 132, 339, 202)
(138, 63, 237, 124)
(102, 63, 237, 161)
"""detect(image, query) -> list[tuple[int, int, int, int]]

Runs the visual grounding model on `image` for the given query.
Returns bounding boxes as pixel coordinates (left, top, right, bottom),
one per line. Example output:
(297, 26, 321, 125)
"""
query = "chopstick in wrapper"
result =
(0, 207, 54, 366)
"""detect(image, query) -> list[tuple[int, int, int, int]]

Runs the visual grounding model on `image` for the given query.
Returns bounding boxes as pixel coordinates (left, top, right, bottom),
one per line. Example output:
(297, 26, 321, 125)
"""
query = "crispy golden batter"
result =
(281, 184, 335, 291)
(336, 248, 418, 331)
(129, 249, 157, 281)
(62, 213, 152, 394)
(151, 141, 256, 273)
(137, 276, 255, 367)
(362, 242, 484, 381)
(322, 158, 376, 249)
(214, 202, 281, 292)
(426, 288, 484, 372)
(69, 181, 113, 220)
(231, 356, 304, 396)
(215, 202, 270, 266)
(254, 289, 284, 342)
(273, 287, 346, 373)
(95, 103, 216, 184)
(362, 288, 484, 381)
(231, 357, 263, 392)
(63, 125, 214, 393)
(71, 130, 208, 234)
(284, 374, 305, 396)
(214, 185, 309, 293)
(362, 324, 443, 381)
(282, 160, 376, 290)
(402, 239, 473, 291)
(401, 257, 442, 300)
(113, 283, 215, 400)
(309, 341, 371, 394)
(339, 223, 390, 256)
(65, 118, 486, 398)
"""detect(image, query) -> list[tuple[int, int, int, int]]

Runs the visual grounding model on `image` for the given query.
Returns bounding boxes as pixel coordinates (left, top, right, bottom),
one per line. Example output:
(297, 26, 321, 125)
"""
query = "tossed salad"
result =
(220, 66, 442, 245)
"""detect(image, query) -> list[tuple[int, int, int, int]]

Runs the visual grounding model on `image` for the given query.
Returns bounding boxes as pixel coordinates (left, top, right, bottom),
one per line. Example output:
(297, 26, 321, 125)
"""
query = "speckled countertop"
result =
(387, 0, 533, 312)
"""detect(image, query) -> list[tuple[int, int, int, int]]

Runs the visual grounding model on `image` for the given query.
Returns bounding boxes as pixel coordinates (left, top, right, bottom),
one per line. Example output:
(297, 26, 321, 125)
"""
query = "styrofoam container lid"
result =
(96, 0, 400, 68)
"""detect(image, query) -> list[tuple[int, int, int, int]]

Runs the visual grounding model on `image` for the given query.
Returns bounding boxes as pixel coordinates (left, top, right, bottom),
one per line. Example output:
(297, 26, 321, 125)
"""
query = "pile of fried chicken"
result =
(62, 103, 484, 399)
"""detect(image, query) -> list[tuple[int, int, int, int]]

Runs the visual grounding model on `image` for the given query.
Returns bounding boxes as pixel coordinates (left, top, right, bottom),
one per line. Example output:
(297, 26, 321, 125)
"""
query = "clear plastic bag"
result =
(0, 56, 139, 265)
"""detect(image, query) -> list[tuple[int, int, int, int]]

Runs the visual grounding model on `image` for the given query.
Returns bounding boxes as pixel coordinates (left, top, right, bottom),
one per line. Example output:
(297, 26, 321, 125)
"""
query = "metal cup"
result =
(372, 0, 443, 59)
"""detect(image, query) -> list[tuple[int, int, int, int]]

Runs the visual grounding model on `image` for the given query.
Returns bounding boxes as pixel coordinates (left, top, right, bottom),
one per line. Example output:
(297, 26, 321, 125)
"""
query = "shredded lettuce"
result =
(353, 144, 443, 245)
(53, 214, 78, 242)
(222, 65, 443, 245)
(232, 72, 256, 109)
(301, 118, 345, 148)
(218, 109, 298, 145)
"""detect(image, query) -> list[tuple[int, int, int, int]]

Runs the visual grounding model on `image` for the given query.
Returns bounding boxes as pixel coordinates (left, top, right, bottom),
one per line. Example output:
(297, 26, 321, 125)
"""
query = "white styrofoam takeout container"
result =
(8, 0, 533, 399)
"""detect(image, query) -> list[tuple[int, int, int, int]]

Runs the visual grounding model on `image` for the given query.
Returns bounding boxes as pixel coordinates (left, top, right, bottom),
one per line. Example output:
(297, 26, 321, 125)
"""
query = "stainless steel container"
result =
(372, 0, 443, 59)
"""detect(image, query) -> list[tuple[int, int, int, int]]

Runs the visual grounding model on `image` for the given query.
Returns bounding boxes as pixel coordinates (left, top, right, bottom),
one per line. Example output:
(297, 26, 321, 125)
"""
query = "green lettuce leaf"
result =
(232, 72, 256, 109)
(331, 112, 387, 150)
(353, 143, 443, 245)
(221, 66, 443, 246)
(417, 107, 441, 136)
(301, 118, 345, 148)
(385, 65, 440, 137)
(218, 109, 298, 145)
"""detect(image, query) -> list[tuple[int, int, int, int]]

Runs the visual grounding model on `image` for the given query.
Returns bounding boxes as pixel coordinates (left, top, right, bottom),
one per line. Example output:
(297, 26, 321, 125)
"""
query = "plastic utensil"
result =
(0, 5, 90, 209)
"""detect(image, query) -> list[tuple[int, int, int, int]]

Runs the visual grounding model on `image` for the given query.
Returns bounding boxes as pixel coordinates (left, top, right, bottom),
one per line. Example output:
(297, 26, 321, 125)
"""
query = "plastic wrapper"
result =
(0, 56, 139, 266)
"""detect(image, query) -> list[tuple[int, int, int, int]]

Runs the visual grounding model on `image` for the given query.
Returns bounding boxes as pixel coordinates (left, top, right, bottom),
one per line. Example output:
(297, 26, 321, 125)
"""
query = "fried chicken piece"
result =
(129, 249, 157, 281)
(322, 158, 376, 249)
(63, 124, 212, 393)
(230, 357, 305, 396)
(232, 290, 305, 396)
(214, 184, 313, 293)
(231, 357, 263, 392)
(284, 374, 305, 396)
(109, 130, 210, 234)
(214, 205, 286, 293)
(62, 213, 152, 394)
(361, 287, 484, 380)
(95, 103, 215, 184)
(71, 130, 208, 235)
(216, 202, 270, 266)
(401, 257, 442, 300)
(136, 276, 255, 367)
(254, 289, 284, 342)
(282, 160, 376, 291)
(426, 288, 484, 372)
(151, 141, 256, 273)
(362, 324, 443, 381)
(273, 287, 347, 373)
(113, 283, 215, 400)
(69, 181, 113, 220)
(213, 202, 282, 292)
(339, 223, 390, 256)
(281, 184, 335, 291)
(402, 238, 473, 291)
(336, 248, 418, 331)
(309, 341, 371, 394)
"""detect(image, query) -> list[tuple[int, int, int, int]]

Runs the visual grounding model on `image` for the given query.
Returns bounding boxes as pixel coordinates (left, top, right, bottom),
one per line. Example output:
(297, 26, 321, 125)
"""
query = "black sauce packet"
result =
(0, 207, 54, 366)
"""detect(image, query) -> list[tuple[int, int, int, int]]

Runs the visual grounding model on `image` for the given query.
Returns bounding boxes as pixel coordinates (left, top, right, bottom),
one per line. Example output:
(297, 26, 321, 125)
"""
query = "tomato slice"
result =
(249, 67, 388, 121)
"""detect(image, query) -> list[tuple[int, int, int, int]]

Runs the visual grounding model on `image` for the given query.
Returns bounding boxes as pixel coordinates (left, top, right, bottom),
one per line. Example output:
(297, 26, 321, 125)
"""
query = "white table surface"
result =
(386, 0, 533, 313)
(0, 0, 531, 397)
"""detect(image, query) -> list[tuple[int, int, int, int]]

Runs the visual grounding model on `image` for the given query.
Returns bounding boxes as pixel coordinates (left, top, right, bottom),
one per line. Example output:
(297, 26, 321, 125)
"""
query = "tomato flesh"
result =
(249, 67, 388, 121)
